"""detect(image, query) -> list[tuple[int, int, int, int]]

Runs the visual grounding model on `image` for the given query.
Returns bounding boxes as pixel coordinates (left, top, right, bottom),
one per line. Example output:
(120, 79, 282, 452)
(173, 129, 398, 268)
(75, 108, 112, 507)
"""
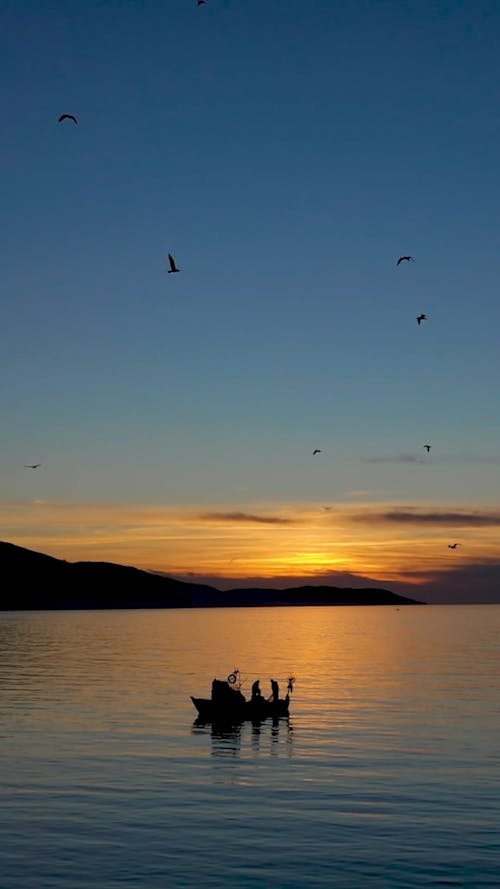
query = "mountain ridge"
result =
(1, 541, 424, 608)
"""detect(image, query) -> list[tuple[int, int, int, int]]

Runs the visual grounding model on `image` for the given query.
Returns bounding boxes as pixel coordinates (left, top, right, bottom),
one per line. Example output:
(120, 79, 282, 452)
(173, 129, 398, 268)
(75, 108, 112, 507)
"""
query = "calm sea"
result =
(1, 605, 499, 888)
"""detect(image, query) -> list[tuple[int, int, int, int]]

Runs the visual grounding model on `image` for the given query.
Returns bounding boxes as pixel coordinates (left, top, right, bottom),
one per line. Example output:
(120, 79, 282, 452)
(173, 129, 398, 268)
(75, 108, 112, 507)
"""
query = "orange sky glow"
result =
(2, 499, 498, 588)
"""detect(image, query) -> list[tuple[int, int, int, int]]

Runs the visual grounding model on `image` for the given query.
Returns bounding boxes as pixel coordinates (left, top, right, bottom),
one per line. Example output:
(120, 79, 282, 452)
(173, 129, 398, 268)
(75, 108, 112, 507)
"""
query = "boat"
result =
(191, 671, 293, 723)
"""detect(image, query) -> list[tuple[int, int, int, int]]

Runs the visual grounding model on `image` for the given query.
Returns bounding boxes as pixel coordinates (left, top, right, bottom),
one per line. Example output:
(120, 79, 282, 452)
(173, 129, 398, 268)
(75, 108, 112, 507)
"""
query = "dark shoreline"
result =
(1, 540, 424, 609)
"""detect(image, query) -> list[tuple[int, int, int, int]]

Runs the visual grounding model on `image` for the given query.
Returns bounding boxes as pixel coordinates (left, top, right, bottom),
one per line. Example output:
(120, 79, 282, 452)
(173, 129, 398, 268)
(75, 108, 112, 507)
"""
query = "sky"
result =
(1, 0, 500, 603)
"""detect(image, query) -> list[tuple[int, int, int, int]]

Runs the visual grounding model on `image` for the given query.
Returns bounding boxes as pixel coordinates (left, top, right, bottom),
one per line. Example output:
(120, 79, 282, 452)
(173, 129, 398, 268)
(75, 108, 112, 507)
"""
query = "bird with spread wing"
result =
(168, 253, 180, 273)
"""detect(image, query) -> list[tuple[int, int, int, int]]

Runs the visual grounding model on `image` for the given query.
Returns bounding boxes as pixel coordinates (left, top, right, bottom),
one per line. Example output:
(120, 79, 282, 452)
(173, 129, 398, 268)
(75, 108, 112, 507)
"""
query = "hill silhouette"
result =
(1, 541, 424, 609)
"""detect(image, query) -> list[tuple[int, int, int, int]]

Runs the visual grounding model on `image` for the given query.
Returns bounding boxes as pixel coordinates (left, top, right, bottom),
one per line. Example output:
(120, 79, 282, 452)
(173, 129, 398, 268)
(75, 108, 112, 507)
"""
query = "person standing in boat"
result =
(251, 679, 262, 701)
(270, 678, 279, 703)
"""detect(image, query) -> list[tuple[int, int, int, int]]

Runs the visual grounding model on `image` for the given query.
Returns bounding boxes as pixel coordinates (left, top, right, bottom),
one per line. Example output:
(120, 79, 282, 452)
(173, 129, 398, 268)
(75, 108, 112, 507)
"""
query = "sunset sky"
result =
(1, 0, 500, 602)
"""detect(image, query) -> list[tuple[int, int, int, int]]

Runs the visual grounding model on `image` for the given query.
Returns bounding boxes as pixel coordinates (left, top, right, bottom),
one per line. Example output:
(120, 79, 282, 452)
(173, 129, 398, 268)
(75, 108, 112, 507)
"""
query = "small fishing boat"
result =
(191, 671, 294, 723)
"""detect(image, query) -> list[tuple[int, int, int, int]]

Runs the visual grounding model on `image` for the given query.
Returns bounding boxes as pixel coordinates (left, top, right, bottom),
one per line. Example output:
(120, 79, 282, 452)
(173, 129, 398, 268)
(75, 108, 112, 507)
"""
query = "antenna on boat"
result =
(227, 669, 240, 686)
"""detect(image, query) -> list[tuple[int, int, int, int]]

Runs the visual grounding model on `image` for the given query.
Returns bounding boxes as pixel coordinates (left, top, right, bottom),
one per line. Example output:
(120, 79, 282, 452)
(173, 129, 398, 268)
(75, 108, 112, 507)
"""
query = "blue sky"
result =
(1, 0, 500, 598)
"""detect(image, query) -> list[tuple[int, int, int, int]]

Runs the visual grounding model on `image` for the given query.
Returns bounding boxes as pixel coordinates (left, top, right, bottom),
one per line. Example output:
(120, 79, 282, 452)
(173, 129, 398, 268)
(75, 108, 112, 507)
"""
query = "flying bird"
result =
(168, 253, 180, 273)
(58, 114, 77, 124)
(416, 314, 427, 325)
(197, 0, 206, 4)
(397, 256, 415, 265)
(423, 445, 432, 452)
(24, 464, 41, 469)
(448, 543, 461, 549)
(312, 449, 322, 455)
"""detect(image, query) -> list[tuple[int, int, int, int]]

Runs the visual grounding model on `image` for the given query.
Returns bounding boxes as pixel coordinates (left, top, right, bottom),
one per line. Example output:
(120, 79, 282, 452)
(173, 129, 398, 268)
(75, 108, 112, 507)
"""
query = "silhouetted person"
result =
(251, 679, 262, 701)
(270, 679, 279, 704)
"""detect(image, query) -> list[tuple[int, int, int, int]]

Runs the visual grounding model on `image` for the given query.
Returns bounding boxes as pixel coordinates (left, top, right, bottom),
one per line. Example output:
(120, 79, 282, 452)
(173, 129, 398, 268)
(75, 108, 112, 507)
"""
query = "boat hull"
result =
(191, 695, 289, 723)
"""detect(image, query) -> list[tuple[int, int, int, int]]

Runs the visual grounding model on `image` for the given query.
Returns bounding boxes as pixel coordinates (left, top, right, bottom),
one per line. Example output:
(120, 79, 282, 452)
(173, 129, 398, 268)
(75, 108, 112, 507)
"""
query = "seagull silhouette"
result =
(197, 0, 206, 4)
(24, 464, 41, 469)
(312, 449, 322, 455)
(58, 114, 77, 124)
(423, 445, 432, 452)
(416, 314, 427, 325)
(448, 543, 461, 549)
(168, 253, 180, 273)
(397, 256, 415, 265)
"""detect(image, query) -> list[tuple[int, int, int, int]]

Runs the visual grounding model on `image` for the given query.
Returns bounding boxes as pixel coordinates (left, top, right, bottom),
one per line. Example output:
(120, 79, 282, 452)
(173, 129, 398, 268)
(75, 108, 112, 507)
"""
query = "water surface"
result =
(1, 605, 499, 888)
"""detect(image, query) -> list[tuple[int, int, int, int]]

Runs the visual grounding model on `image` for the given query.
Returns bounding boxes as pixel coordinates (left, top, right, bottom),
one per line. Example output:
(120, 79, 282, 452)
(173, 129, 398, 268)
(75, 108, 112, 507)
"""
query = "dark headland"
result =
(1, 541, 424, 609)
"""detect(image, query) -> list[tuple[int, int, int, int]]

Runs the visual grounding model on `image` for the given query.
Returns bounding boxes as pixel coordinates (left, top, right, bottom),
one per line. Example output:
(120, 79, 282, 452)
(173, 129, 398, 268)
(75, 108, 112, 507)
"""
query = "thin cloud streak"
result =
(360, 453, 500, 465)
(436, 453, 500, 465)
(198, 511, 295, 525)
(360, 454, 426, 464)
(351, 509, 500, 526)
(172, 568, 396, 592)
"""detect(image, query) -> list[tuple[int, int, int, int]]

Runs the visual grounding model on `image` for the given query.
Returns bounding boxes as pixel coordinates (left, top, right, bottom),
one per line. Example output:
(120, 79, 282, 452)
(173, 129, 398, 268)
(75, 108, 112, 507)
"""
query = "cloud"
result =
(360, 454, 426, 464)
(172, 561, 500, 604)
(344, 490, 378, 498)
(413, 560, 500, 604)
(351, 508, 500, 526)
(437, 453, 500, 465)
(171, 568, 401, 592)
(361, 452, 500, 466)
(198, 511, 295, 525)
